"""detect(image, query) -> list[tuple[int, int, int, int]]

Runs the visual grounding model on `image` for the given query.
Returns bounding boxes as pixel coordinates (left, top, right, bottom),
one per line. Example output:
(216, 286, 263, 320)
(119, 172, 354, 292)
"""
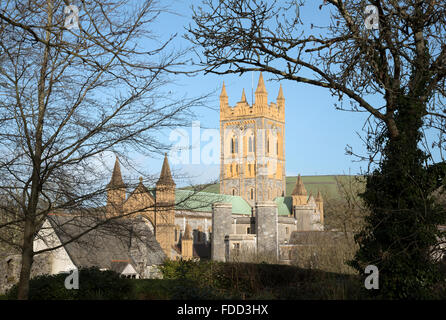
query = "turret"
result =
(291, 174, 307, 206)
(220, 82, 228, 108)
(106, 157, 126, 217)
(155, 153, 176, 258)
(255, 73, 268, 106)
(277, 84, 285, 116)
(181, 223, 194, 260)
(316, 190, 324, 224)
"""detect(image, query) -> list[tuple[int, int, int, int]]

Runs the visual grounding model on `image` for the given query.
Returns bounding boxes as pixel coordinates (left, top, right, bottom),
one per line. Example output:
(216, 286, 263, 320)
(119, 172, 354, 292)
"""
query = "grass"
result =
(182, 175, 362, 200)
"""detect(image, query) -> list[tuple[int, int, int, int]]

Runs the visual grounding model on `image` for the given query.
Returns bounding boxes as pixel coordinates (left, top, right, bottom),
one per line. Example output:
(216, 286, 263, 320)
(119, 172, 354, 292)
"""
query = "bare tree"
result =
(0, 0, 210, 299)
(324, 176, 367, 235)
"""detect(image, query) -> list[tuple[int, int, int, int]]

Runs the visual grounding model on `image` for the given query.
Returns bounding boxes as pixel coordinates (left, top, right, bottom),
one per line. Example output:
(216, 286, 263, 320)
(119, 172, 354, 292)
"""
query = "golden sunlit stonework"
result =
(220, 73, 286, 206)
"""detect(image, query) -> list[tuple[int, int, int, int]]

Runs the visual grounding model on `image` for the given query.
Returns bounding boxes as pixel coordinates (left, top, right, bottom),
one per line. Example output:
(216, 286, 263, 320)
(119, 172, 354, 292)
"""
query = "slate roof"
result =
(46, 215, 165, 271)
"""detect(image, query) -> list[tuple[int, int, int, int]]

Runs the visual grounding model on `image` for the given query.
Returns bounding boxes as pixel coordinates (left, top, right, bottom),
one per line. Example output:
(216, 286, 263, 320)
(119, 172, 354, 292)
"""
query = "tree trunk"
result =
(17, 218, 35, 300)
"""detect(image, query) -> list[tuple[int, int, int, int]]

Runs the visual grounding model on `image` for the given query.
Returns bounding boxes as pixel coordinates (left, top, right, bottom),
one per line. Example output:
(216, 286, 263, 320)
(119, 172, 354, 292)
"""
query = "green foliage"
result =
(6, 267, 134, 300)
(159, 259, 364, 299)
(350, 97, 446, 299)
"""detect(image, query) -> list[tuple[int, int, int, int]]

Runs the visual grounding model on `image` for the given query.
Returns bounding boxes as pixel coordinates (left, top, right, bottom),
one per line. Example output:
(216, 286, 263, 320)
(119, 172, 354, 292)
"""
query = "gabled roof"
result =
(46, 215, 165, 270)
(124, 177, 154, 204)
(110, 261, 131, 274)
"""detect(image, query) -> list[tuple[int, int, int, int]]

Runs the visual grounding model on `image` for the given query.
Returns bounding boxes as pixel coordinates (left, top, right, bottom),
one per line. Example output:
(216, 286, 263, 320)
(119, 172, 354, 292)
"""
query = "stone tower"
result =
(106, 157, 126, 217)
(220, 73, 286, 206)
(181, 224, 194, 260)
(155, 153, 176, 259)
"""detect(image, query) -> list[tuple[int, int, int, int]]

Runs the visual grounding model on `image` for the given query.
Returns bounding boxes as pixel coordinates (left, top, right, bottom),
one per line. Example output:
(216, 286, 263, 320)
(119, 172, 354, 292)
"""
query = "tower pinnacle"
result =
(108, 157, 125, 188)
(291, 174, 307, 196)
(157, 153, 175, 186)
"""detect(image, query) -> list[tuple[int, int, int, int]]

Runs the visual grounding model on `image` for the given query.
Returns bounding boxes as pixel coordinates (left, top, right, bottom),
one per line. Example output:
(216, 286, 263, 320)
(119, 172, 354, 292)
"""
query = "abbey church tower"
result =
(220, 73, 286, 206)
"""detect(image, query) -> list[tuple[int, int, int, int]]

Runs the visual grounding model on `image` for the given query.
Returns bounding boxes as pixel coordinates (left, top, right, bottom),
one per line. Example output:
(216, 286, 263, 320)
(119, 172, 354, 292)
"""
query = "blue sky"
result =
(107, 0, 439, 187)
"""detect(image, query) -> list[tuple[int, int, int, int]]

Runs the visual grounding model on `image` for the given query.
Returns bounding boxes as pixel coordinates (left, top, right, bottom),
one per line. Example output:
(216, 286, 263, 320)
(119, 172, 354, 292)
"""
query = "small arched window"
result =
(267, 137, 270, 154)
(232, 189, 236, 196)
(250, 188, 254, 200)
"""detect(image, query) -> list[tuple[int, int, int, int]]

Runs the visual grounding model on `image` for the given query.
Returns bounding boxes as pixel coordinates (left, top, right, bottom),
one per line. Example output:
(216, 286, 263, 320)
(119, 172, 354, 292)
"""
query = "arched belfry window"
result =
(266, 134, 270, 154)
(248, 137, 253, 152)
(231, 136, 238, 154)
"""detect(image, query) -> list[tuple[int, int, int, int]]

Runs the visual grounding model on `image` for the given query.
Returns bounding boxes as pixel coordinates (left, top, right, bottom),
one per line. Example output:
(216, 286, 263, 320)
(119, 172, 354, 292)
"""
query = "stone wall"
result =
(255, 201, 279, 260)
(211, 203, 232, 262)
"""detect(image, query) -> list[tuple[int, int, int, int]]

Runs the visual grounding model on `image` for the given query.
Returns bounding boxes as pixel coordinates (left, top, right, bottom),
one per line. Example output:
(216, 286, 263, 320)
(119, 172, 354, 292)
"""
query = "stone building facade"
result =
(220, 73, 286, 206)
(104, 74, 325, 262)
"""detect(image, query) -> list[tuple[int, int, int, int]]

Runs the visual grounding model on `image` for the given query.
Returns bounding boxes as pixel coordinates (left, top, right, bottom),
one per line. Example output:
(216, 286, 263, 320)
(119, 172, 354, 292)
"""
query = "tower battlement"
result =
(220, 73, 285, 122)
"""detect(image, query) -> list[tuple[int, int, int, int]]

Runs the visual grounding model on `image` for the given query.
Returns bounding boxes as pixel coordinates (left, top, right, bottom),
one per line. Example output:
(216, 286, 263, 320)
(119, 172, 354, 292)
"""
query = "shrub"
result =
(6, 267, 134, 300)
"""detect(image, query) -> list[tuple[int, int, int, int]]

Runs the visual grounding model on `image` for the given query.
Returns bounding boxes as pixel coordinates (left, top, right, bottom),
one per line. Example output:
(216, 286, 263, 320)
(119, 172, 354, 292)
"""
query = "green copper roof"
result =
(174, 189, 252, 215)
(274, 196, 293, 216)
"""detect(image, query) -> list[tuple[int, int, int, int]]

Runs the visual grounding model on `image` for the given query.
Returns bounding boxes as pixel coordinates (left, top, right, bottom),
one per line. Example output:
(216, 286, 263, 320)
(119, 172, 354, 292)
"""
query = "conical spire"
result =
(316, 190, 323, 202)
(240, 88, 247, 102)
(255, 72, 267, 93)
(108, 157, 125, 188)
(291, 174, 307, 196)
(183, 223, 192, 240)
(220, 82, 228, 97)
(254, 73, 267, 105)
(157, 153, 175, 185)
(277, 84, 284, 101)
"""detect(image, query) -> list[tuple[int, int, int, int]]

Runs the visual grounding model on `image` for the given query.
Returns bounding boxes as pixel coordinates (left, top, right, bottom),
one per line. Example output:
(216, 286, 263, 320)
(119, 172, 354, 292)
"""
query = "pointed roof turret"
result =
(182, 223, 192, 240)
(107, 157, 125, 188)
(157, 153, 175, 186)
(220, 82, 228, 98)
(255, 72, 267, 93)
(240, 88, 247, 102)
(254, 72, 267, 105)
(291, 174, 307, 196)
(277, 84, 284, 100)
